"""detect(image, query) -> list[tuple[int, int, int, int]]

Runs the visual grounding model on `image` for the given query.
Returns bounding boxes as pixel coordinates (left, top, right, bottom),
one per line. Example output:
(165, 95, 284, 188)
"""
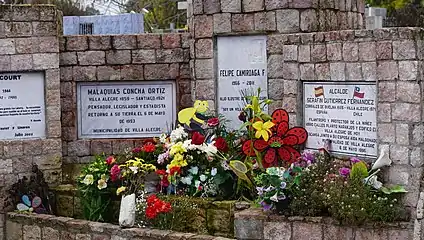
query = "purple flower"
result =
(256, 187, 264, 196)
(260, 201, 272, 211)
(350, 157, 361, 163)
(339, 167, 351, 177)
(302, 151, 315, 163)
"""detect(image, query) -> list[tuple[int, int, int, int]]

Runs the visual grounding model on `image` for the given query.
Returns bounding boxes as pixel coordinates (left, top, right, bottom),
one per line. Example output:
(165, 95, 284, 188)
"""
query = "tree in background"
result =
(123, 0, 186, 32)
(0, 0, 100, 16)
(366, 0, 424, 26)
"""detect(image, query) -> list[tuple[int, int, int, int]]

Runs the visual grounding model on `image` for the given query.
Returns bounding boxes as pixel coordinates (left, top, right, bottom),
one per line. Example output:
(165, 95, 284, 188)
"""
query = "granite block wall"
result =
(59, 33, 191, 183)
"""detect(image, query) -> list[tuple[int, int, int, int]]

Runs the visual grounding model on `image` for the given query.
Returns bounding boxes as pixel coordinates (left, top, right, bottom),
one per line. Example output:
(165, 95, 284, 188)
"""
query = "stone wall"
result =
(235, 208, 413, 240)
(59, 33, 191, 183)
(5, 212, 234, 240)
(0, 5, 62, 239)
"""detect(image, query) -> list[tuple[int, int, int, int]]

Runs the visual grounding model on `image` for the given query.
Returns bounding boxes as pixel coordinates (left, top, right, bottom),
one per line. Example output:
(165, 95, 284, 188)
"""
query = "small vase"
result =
(119, 193, 136, 227)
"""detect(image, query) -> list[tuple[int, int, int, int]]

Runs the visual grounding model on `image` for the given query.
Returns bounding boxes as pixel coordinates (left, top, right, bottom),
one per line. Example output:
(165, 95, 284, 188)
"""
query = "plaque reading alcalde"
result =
(77, 81, 176, 139)
(303, 82, 378, 158)
(217, 35, 268, 130)
(0, 72, 46, 140)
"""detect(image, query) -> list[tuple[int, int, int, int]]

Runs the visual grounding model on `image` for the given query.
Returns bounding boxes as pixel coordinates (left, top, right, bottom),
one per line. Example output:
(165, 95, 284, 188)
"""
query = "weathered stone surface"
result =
(377, 103, 391, 123)
(361, 62, 376, 81)
(398, 61, 418, 80)
(254, 11, 276, 31)
(342, 42, 358, 61)
(311, 44, 326, 62)
(390, 144, 410, 165)
(112, 35, 136, 49)
(66, 36, 88, 51)
(276, 10, 299, 33)
(88, 36, 111, 50)
(326, 43, 342, 61)
(355, 229, 388, 240)
(268, 55, 284, 78)
(97, 66, 121, 81)
(300, 9, 317, 32)
(243, 0, 264, 12)
(203, 0, 221, 13)
(358, 42, 376, 61)
(0, 55, 11, 71)
(300, 63, 315, 80)
(265, 0, 289, 9)
(315, 63, 330, 80)
(410, 147, 423, 168)
(106, 50, 131, 65)
(393, 40, 416, 60)
(213, 13, 232, 34)
(144, 64, 172, 80)
(345, 62, 361, 80)
(376, 41, 392, 60)
(378, 82, 396, 102)
(232, 14, 254, 32)
(5, 22, 32, 37)
(324, 225, 354, 240)
(282, 45, 298, 61)
(235, 219, 264, 240)
(264, 221, 291, 240)
(137, 34, 161, 49)
(195, 59, 214, 79)
(412, 124, 424, 145)
(6, 221, 22, 240)
(33, 53, 59, 70)
(378, 123, 395, 143)
(77, 51, 105, 65)
(156, 49, 185, 63)
(68, 140, 90, 157)
(76, 234, 92, 240)
(392, 103, 421, 122)
(23, 225, 41, 240)
(195, 39, 213, 59)
(396, 82, 421, 103)
(60, 52, 78, 66)
(10, 54, 32, 71)
(0, 39, 15, 54)
(292, 223, 322, 240)
(298, 45, 311, 62)
(377, 61, 398, 80)
(268, 79, 284, 100)
(132, 49, 156, 64)
(73, 66, 97, 81)
(120, 65, 143, 80)
(195, 15, 213, 38)
(162, 34, 181, 49)
(42, 227, 60, 239)
(221, 0, 242, 12)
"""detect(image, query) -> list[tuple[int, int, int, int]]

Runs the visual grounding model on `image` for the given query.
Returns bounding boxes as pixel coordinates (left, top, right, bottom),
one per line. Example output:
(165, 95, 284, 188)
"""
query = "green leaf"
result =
(381, 185, 408, 194)
(350, 161, 369, 180)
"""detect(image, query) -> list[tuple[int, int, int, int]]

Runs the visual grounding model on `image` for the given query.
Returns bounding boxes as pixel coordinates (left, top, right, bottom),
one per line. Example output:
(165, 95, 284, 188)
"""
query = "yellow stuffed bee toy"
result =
(178, 100, 209, 131)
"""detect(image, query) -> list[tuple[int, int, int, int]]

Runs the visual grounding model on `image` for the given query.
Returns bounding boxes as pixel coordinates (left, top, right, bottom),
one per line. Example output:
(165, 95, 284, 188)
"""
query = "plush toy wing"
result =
(178, 108, 196, 125)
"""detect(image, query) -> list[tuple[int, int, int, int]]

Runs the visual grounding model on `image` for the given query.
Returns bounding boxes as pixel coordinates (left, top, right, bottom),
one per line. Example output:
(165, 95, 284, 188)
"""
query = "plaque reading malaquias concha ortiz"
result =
(77, 81, 176, 139)
(0, 72, 46, 140)
(303, 82, 377, 158)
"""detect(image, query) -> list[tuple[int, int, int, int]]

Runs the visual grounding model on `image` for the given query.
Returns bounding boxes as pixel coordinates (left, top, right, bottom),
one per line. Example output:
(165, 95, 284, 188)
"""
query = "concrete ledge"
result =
(234, 208, 413, 240)
(6, 212, 234, 240)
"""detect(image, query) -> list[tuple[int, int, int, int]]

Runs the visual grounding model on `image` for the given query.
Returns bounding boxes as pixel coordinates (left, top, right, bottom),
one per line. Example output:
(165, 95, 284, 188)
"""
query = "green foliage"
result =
(350, 162, 369, 180)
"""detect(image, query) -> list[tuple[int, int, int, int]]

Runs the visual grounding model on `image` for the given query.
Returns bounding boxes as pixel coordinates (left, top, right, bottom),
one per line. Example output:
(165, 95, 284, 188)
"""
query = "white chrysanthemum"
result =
(199, 174, 207, 182)
(189, 166, 199, 175)
(170, 126, 188, 143)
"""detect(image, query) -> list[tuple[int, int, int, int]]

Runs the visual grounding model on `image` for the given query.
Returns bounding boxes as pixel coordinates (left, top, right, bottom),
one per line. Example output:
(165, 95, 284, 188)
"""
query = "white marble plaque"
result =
(0, 72, 46, 140)
(217, 35, 268, 130)
(77, 81, 176, 139)
(303, 82, 378, 158)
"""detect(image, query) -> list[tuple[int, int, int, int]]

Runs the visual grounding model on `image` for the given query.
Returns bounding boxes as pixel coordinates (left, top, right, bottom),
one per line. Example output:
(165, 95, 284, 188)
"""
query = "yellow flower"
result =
(168, 153, 188, 169)
(253, 120, 275, 141)
(116, 186, 126, 196)
(170, 142, 186, 156)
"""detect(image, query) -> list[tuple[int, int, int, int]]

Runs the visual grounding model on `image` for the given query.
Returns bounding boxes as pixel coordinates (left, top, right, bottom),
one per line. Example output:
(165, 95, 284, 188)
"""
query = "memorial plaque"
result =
(77, 81, 176, 139)
(217, 35, 268, 130)
(0, 72, 46, 140)
(303, 82, 378, 158)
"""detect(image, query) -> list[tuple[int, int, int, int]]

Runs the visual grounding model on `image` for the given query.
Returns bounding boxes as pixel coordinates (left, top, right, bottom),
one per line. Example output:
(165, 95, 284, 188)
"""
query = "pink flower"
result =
(339, 167, 351, 177)
(110, 165, 121, 182)
(106, 156, 116, 165)
(350, 157, 361, 163)
(132, 147, 142, 153)
(207, 118, 219, 127)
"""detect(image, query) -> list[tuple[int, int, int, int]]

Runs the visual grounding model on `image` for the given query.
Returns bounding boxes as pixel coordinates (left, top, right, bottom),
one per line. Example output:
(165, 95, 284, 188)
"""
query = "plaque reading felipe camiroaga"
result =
(0, 72, 46, 140)
(303, 82, 378, 158)
(77, 81, 177, 139)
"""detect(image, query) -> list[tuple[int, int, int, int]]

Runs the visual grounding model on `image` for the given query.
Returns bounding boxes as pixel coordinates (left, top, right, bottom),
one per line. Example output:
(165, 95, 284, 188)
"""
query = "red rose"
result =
(191, 132, 205, 145)
(110, 164, 121, 182)
(143, 142, 156, 153)
(214, 137, 229, 152)
(207, 118, 219, 127)
(106, 156, 116, 165)
(169, 166, 181, 176)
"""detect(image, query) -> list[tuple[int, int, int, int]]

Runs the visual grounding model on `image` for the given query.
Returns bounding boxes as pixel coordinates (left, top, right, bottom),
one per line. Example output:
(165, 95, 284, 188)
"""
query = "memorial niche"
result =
(77, 81, 176, 139)
(303, 82, 378, 158)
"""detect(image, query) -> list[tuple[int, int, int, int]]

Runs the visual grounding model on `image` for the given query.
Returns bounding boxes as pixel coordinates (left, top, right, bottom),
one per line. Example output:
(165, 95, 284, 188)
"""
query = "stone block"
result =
(106, 50, 131, 65)
(89, 36, 111, 50)
(377, 61, 398, 80)
(268, 79, 284, 100)
(132, 49, 156, 64)
(359, 42, 376, 61)
(12, 7, 39, 21)
(195, 39, 213, 59)
(162, 34, 181, 49)
(283, 96, 297, 113)
(298, 45, 311, 62)
(34, 53, 58, 70)
(355, 229, 388, 240)
(326, 43, 342, 61)
(345, 63, 361, 80)
(284, 80, 298, 95)
(48, 121, 62, 138)
(61, 231, 76, 240)
(112, 140, 134, 154)
(23, 225, 41, 240)
(281, 45, 297, 61)
(76, 234, 92, 240)
(195, 80, 215, 100)
(300, 9, 317, 32)
(378, 81, 396, 102)
(300, 63, 315, 80)
(398, 61, 418, 80)
(23, 140, 43, 156)
(315, 63, 330, 80)
(377, 103, 391, 123)
(410, 147, 423, 167)
(276, 10, 299, 33)
(264, 221, 291, 240)
(112, 35, 136, 49)
(392, 103, 421, 122)
(144, 64, 172, 80)
(396, 82, 421, 103)
(412, 124, 424, 145)
(120, 65, 143, 80)
(268, 55, 284, 78)
(324, 225, 354, 240)
(77, 51, 105, 66)
(97, 66, 121, 81)
(361, 62, 376, 81)
(60, 52, 77, 66)
(194, 15, 213, 38)
(213, 13, 232, 34)
(0, 159, 12, 174)
(0, 39, 15, 55)
(311, 44, 326, 62)
(221, 0, 242, 12)
(195, 59, 214, 79)
(390, 144, 410, 165)
(32, 22, 57, 36)
(393, 40, 416, 60)
(6, 221, 22, 240)
(265, 0, 289, 9)
(292, 223, 322, 240)
(376, 41, 392, 60)
(137, 34, 161, 49)
(0, 55, 11, 71)
(254, 11, 276, 31)
(235, 219, 264, 240)
(156, 49, 185, 63)
(91, 140, 113, 155)
(66, 36, 88, 51)
(10, 54, 32, 71)
(378, 123, 395, 143)
(232, 14, 255, 32)
(204, 0, 221, 13)
(5, 22, 32, 37)
(342, 42, 358, 61)
(68, 140, 90, 157)
(243, 0, 264, 12)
